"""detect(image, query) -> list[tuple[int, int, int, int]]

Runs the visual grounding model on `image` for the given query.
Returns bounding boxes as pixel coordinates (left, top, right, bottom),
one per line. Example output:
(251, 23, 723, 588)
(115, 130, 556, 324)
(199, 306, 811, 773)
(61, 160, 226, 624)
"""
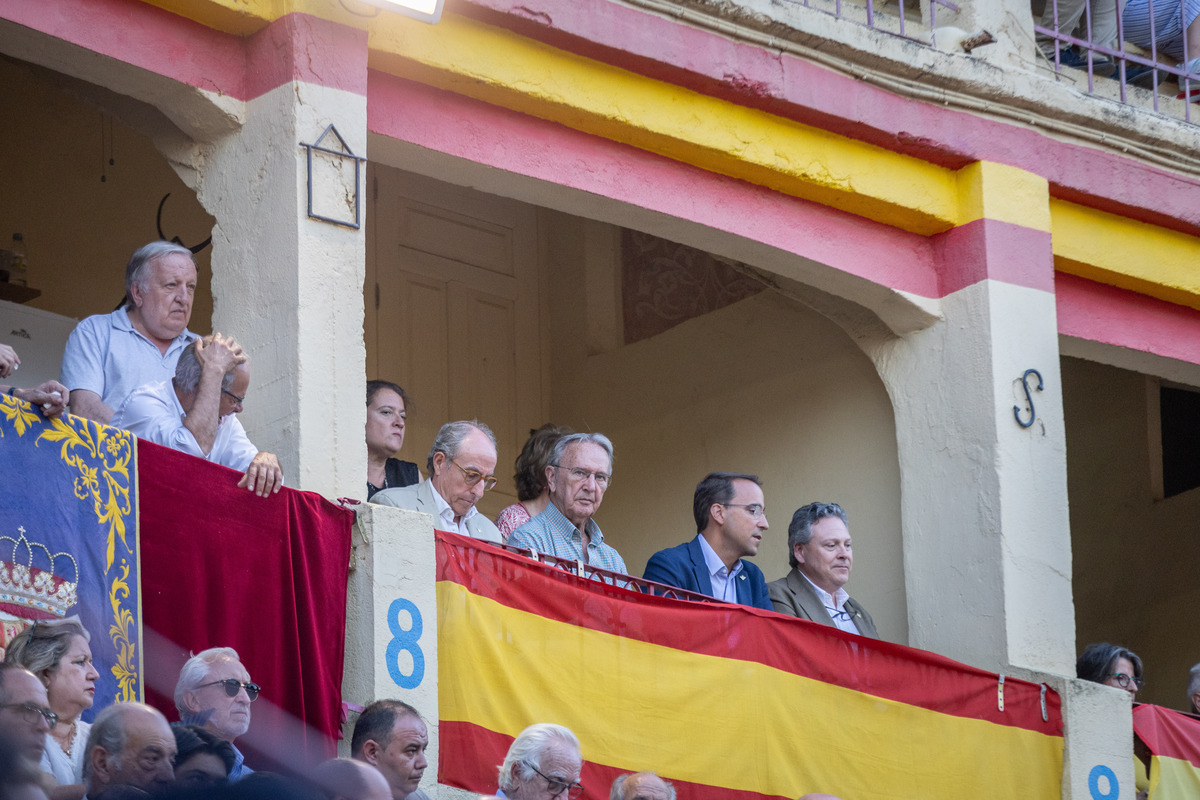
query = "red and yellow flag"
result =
(1134, 704, 1200, 800)
(436, 532, 1063, 800)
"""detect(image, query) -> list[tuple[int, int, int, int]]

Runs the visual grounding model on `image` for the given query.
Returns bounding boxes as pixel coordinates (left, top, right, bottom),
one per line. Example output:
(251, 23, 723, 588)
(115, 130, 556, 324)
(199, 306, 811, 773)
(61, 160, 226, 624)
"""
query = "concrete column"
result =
(342, 504, 441, 794)
(862, 163, 1075, 677)
(195, 14, 368, 497)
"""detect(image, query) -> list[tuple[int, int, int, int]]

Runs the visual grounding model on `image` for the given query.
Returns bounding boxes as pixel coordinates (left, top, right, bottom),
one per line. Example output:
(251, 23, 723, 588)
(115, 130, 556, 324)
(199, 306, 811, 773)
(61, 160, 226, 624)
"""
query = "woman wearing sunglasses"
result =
(3, 618, 99, 800)
(174, 647, 261, 781)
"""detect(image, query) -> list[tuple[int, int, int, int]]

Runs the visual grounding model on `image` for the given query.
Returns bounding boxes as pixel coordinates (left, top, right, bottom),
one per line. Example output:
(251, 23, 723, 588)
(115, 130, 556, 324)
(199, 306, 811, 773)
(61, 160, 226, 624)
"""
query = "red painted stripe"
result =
(457, 0, 1200, 238)
(436, 532, 1062, 736)
(1056, 273, 1200, 366)
(1134, 705, 1200, 769)
(440, 719, 788, 800)
(367, 71, 942, 299)
(0, 1, 365, 100)
(934, 219, 1055, 295)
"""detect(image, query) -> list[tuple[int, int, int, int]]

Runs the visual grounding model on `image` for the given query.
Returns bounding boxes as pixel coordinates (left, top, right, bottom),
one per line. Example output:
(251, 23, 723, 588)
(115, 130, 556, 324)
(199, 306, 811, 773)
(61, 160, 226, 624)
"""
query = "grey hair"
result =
(173, 337, 241, 396)
(610, 772, 676, 800)
(2, 617, 90, 681)
(787, 502, 848, 569)
(1189, 663, 1200, 707)
(174, 647, 244, 717)
(125, 241, 195, 307)
(497, 723, 581, 793)
(549, 433, 614, 473)
(426, 420, 497, 476)
(83, 703, 163, 785)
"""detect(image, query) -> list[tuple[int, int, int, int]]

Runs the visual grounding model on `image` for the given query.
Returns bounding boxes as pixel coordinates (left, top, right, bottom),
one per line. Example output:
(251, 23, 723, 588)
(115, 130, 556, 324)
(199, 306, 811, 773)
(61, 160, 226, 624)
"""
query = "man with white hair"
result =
(62, 241, 200, 423)
(610, 771, 674, 800)
(174, 647, 260, 781)
(496, 723, 583, 799)
(113, 333, 283, 497)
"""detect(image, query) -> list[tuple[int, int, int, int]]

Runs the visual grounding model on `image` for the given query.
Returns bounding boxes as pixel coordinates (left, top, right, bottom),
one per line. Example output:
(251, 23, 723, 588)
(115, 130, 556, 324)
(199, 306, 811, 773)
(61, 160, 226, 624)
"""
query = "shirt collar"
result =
(799, 569, 850, 609)
(429, 481, 477, 526)
(545, 500, 604, 546)
(696, 534, 742, 580)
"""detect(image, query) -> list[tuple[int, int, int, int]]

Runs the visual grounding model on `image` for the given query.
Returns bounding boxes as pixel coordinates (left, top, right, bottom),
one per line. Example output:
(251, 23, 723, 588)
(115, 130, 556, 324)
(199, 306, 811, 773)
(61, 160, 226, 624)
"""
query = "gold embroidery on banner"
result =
(0, 396, 138, 701)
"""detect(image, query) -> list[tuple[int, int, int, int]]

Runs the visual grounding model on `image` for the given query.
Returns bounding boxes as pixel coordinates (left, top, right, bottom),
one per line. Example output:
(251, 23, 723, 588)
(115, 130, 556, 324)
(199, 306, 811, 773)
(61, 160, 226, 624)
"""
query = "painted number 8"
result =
(386, 598, 425, 689)
(1088, 765, 1118, 800)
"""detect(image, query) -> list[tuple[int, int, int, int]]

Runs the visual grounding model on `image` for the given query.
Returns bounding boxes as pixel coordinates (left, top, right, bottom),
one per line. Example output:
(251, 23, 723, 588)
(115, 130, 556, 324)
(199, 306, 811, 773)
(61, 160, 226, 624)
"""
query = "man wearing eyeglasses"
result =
(496, 723, 584, 800)
(642, 472, 772, 609)
(373, 420, 504, 543)
(508, 432, 627, 576)
(173, 647, 261, 781)
(0, 664, 53, 768)
(767, 502, 878, 638)
(113, 333, 284, 498)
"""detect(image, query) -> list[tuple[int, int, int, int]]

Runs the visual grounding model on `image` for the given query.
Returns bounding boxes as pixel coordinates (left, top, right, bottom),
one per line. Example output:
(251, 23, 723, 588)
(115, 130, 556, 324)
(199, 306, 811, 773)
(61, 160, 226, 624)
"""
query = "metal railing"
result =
(775, 0, 961, 46)
(1034, 0, 1199, 124)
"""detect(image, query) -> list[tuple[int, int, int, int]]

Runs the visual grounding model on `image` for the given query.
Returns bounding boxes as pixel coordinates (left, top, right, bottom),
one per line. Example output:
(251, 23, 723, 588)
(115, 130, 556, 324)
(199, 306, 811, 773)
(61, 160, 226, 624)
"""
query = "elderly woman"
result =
(494, 424, 572, 541)
(1077, 642, 1144, 698)
(366, 380, 421, 500)
(172, 724, 235, 788)
(3, 619, 98, 800)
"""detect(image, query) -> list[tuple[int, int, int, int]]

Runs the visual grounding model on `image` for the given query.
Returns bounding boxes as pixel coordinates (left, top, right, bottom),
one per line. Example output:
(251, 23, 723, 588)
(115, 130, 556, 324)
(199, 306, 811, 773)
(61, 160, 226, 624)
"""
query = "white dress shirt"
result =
(798, 570, 861, 634)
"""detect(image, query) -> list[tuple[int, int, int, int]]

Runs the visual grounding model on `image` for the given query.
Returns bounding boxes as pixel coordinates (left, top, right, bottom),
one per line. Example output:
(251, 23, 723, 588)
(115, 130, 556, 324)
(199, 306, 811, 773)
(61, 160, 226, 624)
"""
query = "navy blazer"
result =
(642, 537, 773, 610)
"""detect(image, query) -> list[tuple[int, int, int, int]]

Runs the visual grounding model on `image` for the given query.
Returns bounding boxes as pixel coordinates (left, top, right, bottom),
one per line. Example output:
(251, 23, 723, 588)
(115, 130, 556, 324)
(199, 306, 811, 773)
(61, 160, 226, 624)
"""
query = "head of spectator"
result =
(1076, 642, 1144, 698)
(173, 334, 248, 423)
(610, 771, 674, 800)
(546, 433, 614, 532)
(788, 502, 852, 595)
(4, 618, 98, 757)
(172, 724, 234, 788)
(83, 702, 176, 795)
(367, 381, 411, 469)
(0, 729, 50, 800)
(0, 665, 53, 767)
(797, 795, 844, 800)
(123, 241, 198, 351)
(693, 472, 768, 568)
(350, 700, 428, 800)
(426, 421, 499, 525)
(516, 425, 573, 508)
(1189, 662, 1200, 714)
(311, 757, 392, 800)
(497, 723, 583, 800)
(174, 647, 259, 745)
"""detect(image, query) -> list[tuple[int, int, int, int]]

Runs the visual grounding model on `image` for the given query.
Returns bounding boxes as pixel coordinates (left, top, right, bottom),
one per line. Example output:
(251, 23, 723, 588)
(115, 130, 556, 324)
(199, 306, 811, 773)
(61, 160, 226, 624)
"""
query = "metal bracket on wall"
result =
(1013, 368, 1044, 429)
(301, 124, 367, 230)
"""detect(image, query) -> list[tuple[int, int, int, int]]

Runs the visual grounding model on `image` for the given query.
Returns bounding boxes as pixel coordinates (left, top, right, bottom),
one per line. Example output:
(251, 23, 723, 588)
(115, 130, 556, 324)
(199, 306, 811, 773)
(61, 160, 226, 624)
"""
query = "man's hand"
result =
(12, 380, 70, 418)
(195, 333, 246, 374)
(0, 344, 18, 379)
(238, 451, 284, 497)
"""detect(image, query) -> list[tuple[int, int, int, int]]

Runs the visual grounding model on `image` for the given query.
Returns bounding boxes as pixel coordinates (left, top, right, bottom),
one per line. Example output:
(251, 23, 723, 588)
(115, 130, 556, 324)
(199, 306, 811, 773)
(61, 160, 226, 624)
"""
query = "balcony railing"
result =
(776, 0, 961, 46)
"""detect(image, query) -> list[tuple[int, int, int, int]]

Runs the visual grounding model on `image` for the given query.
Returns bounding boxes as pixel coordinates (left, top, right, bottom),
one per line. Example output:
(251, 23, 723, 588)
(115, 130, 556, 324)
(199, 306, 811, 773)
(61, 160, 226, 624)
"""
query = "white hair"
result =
(611, 772, 676, 800)
(497, 723, 581, 792)
(174, 646, 243, 716)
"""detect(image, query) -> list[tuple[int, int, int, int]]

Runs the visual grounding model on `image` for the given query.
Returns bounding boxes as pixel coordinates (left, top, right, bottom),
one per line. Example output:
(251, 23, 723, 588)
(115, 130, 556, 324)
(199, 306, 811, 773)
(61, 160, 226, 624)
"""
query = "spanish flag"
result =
(436, 532, 1063, 800)
(1134, 704, 1200, 800)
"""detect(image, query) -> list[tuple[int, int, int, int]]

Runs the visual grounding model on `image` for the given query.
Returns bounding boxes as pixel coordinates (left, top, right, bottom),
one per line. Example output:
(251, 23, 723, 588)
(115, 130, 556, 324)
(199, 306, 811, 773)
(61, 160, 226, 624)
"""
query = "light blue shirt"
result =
(696, 534, 743, 603)
(229, 744, 254, 781)
(508, 501, 628, 578)
(60, 307, 197, 411)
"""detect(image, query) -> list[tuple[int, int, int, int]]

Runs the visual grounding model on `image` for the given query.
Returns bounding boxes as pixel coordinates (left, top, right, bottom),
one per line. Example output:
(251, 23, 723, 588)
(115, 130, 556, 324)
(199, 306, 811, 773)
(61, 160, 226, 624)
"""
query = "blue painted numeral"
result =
(385, 598, 424, 689)
(1088, 765, 1118, 800)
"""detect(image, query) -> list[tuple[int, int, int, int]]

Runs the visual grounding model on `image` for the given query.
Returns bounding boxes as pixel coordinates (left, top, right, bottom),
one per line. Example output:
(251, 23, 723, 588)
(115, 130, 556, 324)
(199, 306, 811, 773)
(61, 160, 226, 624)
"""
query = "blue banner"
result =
(0, 395, 139, 715)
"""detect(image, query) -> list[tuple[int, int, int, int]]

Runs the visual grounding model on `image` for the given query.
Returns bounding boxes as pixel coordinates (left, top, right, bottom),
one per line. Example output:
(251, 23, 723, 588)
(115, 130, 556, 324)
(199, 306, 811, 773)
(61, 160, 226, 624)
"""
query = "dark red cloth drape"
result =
(137, 440, 353, 773)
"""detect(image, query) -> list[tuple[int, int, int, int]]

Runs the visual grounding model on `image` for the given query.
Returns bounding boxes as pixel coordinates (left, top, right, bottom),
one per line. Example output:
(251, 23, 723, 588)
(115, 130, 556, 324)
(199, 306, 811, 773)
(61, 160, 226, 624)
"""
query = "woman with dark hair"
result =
(4, 618, 98, 800)
(1077, 642, 1144, 698)
(494, 424, 572, 541)
(366, 380, 421, 500)
(172, 724, 235, 788)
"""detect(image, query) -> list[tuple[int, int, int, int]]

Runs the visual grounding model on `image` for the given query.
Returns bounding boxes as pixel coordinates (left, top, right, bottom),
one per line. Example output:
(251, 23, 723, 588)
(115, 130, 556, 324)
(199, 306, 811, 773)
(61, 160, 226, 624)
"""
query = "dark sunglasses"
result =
(197, 678, 261, 701)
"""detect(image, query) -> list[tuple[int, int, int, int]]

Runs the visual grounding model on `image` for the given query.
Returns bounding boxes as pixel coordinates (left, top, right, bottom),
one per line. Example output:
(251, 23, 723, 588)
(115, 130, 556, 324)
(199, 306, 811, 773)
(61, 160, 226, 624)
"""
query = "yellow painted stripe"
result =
(1150, 755, 1200, 799)
(957, 161, 1050, 232)
(438, 581, 1062, 799)
(1052, 198, 1200, 311)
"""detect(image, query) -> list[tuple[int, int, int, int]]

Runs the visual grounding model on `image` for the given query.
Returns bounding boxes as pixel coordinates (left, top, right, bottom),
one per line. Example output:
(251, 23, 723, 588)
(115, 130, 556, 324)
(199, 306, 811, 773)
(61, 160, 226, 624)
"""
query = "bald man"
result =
(611, 771, 674, 800)
(312, 758, 392, 800)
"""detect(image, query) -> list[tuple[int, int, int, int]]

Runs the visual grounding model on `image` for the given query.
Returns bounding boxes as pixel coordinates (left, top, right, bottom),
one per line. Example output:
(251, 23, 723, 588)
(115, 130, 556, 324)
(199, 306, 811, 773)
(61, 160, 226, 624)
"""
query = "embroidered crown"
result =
(0, 527, 79, 619)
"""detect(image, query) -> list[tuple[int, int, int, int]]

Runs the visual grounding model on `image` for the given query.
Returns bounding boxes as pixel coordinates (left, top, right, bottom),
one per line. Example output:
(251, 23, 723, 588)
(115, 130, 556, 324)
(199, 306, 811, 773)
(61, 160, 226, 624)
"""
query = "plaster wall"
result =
(1062, 355, 1200, 710)
(0, 56, 215, 330)
(540, 211, 909, 644)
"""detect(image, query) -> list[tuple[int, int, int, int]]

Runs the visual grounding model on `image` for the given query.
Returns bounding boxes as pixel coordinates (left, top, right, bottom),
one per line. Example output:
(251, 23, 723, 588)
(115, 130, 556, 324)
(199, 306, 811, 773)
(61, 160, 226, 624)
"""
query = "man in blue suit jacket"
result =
(642, 472, 773, 609)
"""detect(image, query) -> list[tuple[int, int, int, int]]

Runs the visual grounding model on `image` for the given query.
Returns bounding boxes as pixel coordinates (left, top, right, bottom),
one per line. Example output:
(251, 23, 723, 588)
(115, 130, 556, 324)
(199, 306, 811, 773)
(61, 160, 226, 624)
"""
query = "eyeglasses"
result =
(450, 459, 498, 491)
(1107, 672, 1144, 690)
(523, 761, 584, 799)
(0, 702, 58, 727)
(722, 503, 765, 519)
(196, 679, 261, 701)
(551, 465, 612, 489)
(221, 389, 245, 405)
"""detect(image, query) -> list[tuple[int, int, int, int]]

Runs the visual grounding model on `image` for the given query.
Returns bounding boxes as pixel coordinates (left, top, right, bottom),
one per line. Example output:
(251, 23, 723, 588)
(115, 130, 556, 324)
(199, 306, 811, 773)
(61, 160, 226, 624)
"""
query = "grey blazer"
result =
(767, 567, 879, 639)
(372, 480, 503, 544)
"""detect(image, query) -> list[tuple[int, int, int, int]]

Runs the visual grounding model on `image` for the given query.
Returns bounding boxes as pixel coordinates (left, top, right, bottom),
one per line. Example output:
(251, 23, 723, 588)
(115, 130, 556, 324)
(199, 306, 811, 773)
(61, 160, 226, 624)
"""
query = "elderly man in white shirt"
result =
(373, 420, 503, 543)
(113, 333, 283, 497)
